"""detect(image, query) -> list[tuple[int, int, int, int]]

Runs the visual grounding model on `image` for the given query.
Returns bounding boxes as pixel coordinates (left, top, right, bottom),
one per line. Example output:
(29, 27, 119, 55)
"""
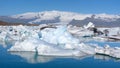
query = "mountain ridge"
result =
(0, 10, 120, 27)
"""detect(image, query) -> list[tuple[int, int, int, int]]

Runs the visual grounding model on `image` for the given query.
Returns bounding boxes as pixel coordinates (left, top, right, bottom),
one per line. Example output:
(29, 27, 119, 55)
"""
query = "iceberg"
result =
(5, 24, 120, 59)
(95, 45, 120, 58)
(8, 37, 95, 56)
(8, 25, 95, 56)
(83, 22, 95, 29)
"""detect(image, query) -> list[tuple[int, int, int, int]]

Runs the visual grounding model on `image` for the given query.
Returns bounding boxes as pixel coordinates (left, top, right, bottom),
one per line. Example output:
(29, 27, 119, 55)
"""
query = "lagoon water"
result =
(0, 41, 120, 68)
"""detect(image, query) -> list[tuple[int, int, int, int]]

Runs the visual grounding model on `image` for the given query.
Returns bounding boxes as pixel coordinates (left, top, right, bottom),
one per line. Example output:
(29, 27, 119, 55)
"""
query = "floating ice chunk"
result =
(95, 45, 120, 58)
(8, 37, 95, 56)
(95, 46, 104, 54)
(8, 25, 96, 56)
(8, 38, 39, 52)
(83, 22, 95, 29)
(93, 36, 108, 42)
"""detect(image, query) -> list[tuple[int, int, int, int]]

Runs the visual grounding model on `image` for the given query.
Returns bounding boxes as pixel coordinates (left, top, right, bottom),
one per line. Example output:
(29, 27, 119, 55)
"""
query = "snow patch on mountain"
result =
(1, 10, 120, 25)
(10, 11, 92, 23)
(94, 13, 120, 21)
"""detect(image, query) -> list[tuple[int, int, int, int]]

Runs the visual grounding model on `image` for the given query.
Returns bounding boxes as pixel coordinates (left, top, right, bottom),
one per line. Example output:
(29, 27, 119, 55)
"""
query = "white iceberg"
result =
(95, 45, 120, 58)
(8, 37, 95, 56)
(5, 24, 120, 59)
(8, 26, 95, 56)
(83, 22, 95, 29)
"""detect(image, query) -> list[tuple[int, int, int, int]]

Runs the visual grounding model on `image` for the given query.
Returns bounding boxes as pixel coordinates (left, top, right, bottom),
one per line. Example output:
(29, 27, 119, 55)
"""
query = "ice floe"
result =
(0, 23, 120, 59)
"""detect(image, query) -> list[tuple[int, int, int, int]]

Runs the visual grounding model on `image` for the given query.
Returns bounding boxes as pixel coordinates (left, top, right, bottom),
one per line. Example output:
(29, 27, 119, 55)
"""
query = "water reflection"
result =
(0, 40, 15, 48)
(0, 40, 7, 48)
(9, 52, 92, 64)
(9, 52, 54, 63)
(94, 54, 111, 61)
(9, 51, 120, 64)
(94, 54, 120, 62)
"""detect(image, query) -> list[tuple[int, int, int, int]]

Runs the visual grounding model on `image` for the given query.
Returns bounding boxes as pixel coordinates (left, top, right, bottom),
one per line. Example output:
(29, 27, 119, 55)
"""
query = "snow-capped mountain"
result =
(0, 10, 120, 26)
(10, 11, 92, 24)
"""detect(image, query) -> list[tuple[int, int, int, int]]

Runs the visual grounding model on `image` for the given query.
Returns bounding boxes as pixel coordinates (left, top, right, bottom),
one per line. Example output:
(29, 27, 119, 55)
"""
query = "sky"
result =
(0, 0, 120, 15)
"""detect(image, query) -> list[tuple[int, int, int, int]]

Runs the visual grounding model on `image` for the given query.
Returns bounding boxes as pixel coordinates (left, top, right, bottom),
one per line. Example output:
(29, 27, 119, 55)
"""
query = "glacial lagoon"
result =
(0, 41, 120, 68)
